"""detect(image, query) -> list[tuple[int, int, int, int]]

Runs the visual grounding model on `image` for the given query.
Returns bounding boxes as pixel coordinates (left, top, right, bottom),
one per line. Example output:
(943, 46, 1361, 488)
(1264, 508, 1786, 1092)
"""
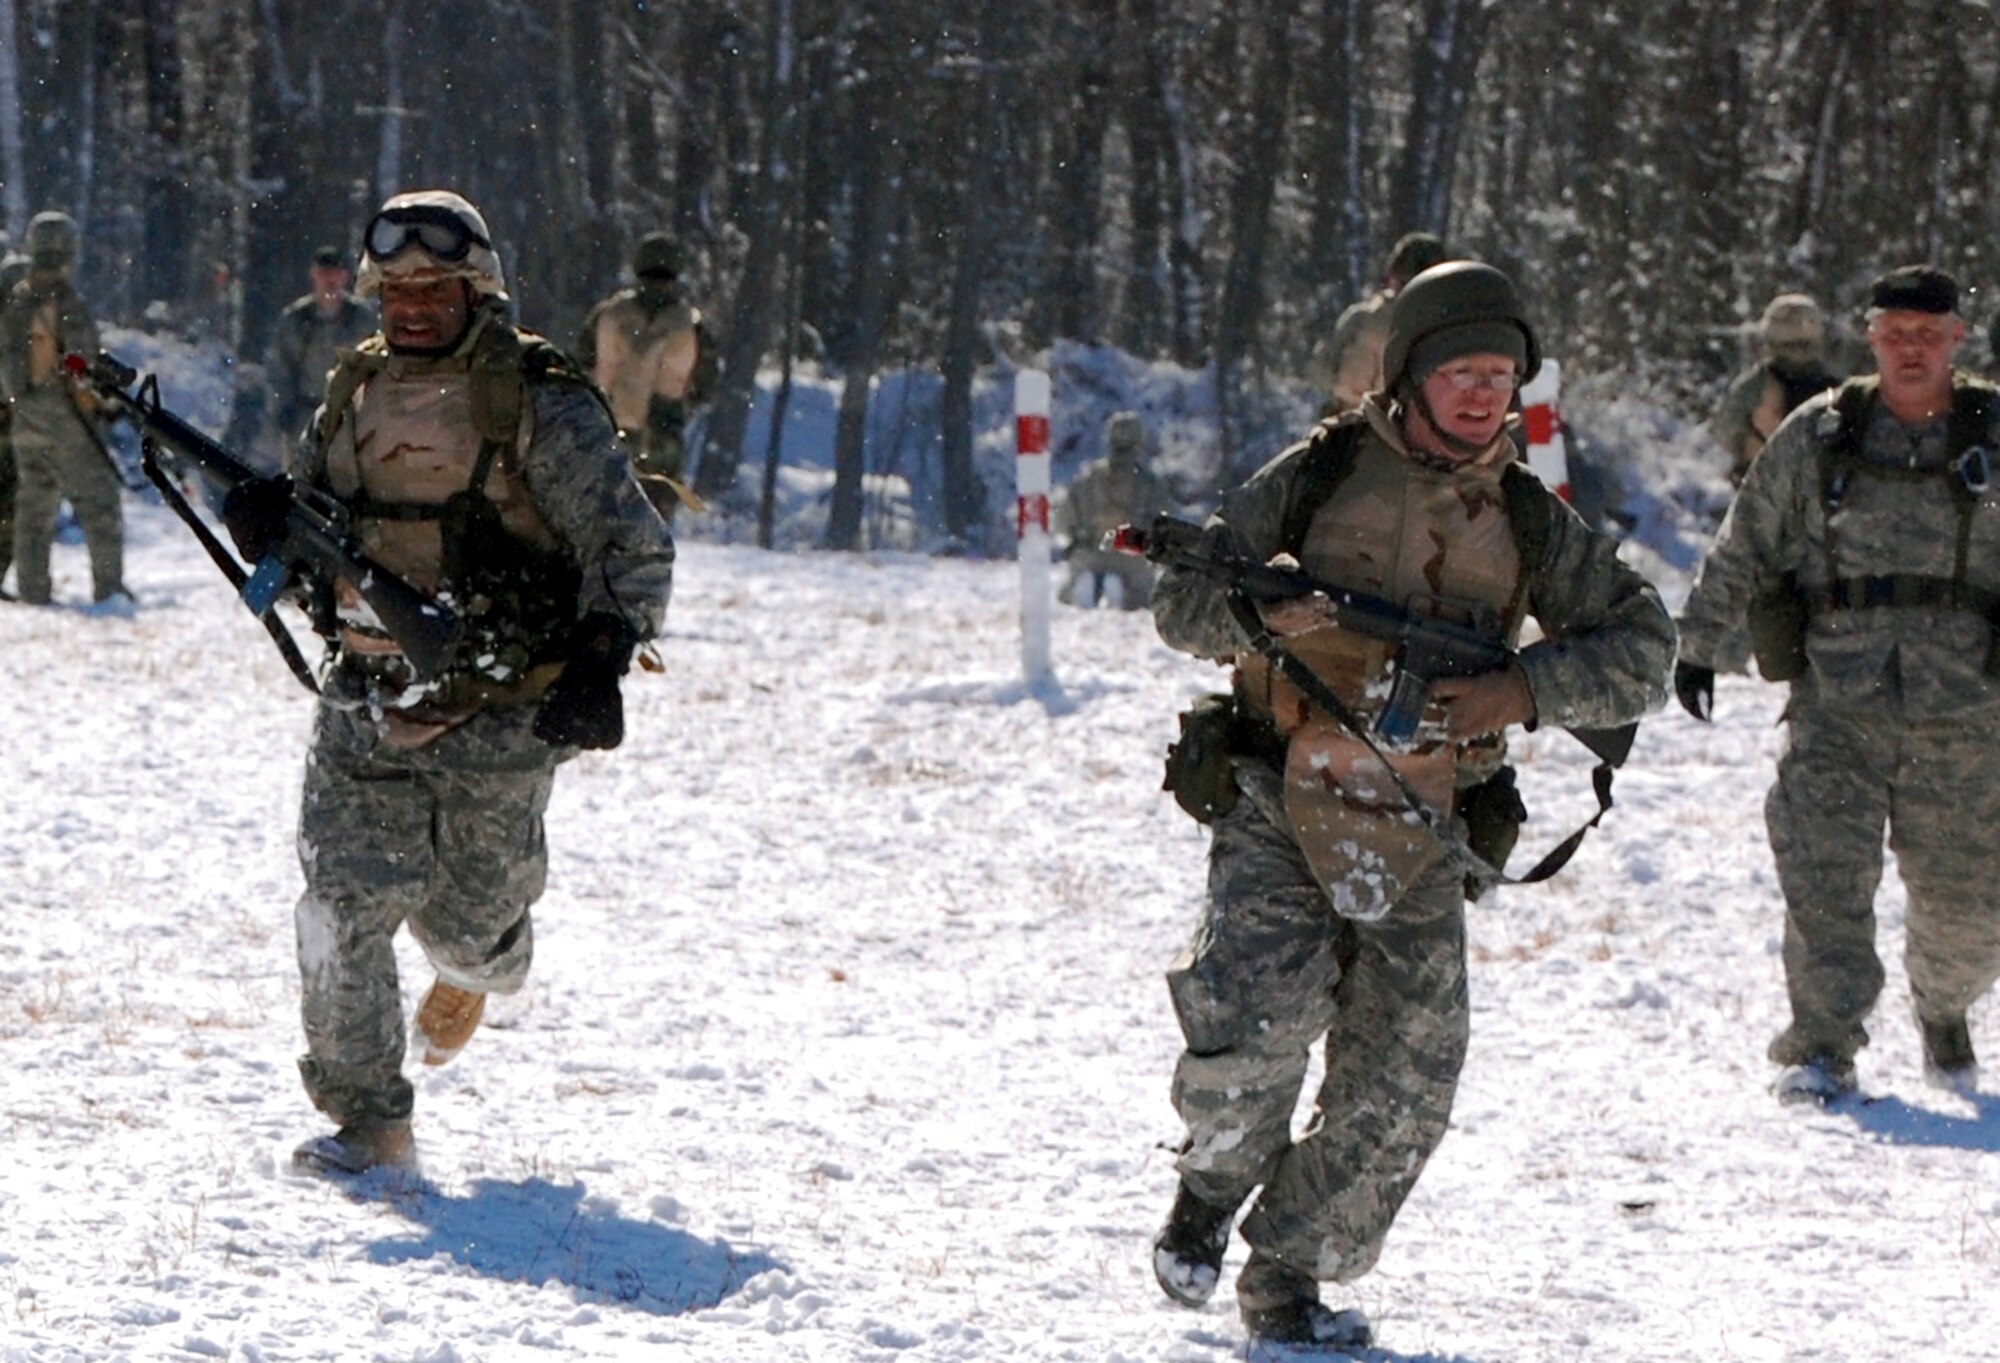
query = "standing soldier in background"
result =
(0, 211, 125, 607)
(1057, 409, 1173, 609)
(0, 237, 27, 597)
(1676, 266, 2000, 1106)
(576, 231, 716, 521)
(1711, 292, 1843, 484)
(1147, 262, 1672, 1349)
(217, 190, 674, 1175)
(1306, 232, 1452, 416)
(259, 245, 373, 471)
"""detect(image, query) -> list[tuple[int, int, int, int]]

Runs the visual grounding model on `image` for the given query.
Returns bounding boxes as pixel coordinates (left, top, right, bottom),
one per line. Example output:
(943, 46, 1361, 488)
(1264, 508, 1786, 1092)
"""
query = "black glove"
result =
(220, 473, 294, 564)
(1674, 661, 1715, 723)
(533, 612, 641, 750)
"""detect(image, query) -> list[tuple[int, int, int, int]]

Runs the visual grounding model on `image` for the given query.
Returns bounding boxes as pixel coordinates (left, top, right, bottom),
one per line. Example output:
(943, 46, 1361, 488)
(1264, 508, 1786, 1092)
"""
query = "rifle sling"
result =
(1224, 589, 1614, 894)
(138, 437, 321, 696)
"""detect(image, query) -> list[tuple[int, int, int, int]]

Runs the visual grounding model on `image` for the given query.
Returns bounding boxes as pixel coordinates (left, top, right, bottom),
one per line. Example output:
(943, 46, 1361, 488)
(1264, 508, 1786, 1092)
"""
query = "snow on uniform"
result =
(1057, 412, 1173, 609)
(286, 300, 673, 1129)
(0, 240, 122, 604)
(1678, 374, 2000, 1070)
(1152, 398, 1672, 1283)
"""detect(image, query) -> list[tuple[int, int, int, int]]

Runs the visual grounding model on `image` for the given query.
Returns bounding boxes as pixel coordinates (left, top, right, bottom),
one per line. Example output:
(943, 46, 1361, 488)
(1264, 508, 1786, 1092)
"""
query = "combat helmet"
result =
(25, 211, 80, 270)
(632, 231, 682, 282)
(1382, 261, 1541, 392)
(356, 190, 507, 300)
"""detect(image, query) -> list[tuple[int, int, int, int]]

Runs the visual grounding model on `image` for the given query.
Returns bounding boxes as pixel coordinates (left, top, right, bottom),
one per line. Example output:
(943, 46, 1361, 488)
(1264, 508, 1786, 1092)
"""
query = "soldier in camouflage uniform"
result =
(1711, 293, 1843, 484)
(0, 242, 29, 597)
(219, 190, 674, 1174)
(258, 244, 373, 472)
(1677, 266, 2000, 1106)
(1305, 232, 1452, 417)
(1150, 262, 1672, 1349)
(1056, 410, 1173, 609)
(0, 211, 124, 606)
(575, 231, 715, 521)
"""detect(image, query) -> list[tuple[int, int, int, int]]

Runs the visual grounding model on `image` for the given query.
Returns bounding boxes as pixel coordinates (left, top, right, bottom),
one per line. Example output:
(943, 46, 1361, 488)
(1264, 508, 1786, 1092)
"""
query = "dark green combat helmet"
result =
(26, 211, 80, 271)
(632, 231, 682, 282)
(1382, 260, 1541, 394)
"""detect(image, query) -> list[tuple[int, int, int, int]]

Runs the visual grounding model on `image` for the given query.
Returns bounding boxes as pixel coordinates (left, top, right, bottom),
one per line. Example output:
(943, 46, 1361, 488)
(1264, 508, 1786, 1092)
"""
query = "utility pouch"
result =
(1746, 574, 1809, 682)
(1163, 692, 1242, 824)
(1458, 765, 1528, 901)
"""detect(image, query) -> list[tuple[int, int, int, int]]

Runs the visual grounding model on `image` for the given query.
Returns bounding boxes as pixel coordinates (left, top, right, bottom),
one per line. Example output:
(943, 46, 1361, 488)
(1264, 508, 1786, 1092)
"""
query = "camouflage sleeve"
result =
(521, 377, 674, 640)
(1151, 443, 1303, 659)
(264, 307, 304, 398)
(1709, 367, 1762, 462)
(1514, 494, 1676, 731)
(1676, 402, 1821, 670)
(63, 290, 101, 364)
(573, 301, 603, 372)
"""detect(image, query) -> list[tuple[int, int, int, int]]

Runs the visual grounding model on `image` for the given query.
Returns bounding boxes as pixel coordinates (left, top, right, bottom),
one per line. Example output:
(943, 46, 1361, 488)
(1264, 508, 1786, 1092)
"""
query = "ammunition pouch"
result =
(1163, 692, 1245, 824)
(1457, 765, 1528, 901)
(1746, 574, 1809, 682)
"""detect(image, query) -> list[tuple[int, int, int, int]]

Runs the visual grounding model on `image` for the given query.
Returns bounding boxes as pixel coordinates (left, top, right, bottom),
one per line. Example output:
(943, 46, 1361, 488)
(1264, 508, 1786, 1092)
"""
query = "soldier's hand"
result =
(220, 474, 294, 564)
(533, 612, 641, 750)
(1674, 661, 1715, 723)
(1433, 663, 1537, 740)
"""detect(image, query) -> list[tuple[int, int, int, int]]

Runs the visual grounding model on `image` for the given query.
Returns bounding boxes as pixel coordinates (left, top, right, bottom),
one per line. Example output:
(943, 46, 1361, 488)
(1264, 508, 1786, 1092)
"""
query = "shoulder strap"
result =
(1279, 418, 1364, 555)
(314, 334, 390, 446)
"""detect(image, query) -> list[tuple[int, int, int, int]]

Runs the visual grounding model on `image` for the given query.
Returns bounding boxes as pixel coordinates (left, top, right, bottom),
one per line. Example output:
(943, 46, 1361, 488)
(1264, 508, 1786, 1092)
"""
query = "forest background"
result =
(3, 0, 1999, 547)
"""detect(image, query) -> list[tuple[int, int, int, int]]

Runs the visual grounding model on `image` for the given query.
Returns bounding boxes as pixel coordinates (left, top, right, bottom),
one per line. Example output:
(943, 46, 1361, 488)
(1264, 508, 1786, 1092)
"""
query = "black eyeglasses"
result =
(365, 205, 490, 264)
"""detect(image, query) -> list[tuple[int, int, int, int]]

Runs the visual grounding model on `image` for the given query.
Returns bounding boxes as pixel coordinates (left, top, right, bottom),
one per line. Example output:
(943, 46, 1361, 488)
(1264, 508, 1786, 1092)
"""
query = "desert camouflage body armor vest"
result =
(314, 310, 586, 718)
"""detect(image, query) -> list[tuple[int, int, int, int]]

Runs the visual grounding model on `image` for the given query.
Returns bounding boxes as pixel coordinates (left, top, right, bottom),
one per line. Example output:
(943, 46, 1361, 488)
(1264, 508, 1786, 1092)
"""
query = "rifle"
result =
(65, 351, 463, 691)
(1113, 514, 1635, 766)
(1112, 513, 1638, 892)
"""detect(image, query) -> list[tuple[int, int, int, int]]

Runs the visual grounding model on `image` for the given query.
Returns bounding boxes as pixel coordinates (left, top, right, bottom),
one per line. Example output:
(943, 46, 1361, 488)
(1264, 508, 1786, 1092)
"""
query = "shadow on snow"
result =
(358, 1175, 784, 1316)
(1842, 1091, 2000, 1152)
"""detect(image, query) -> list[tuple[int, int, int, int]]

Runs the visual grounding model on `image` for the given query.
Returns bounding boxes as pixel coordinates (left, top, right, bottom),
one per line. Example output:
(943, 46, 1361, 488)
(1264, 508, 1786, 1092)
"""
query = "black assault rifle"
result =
(1110, 514, 1635, 769)
(65, 351, 463, 692)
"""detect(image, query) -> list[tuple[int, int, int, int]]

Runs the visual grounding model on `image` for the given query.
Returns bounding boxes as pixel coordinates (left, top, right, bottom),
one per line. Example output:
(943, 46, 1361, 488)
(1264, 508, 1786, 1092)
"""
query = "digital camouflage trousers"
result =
(294, 699, 557, 1124)
(1766, 695, 2000, 1067)
(1166, 765, 1470, 1283)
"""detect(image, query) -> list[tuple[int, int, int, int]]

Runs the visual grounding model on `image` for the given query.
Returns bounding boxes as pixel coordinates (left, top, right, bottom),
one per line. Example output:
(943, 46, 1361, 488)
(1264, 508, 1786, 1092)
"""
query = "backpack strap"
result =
(1279, 416, 1365, 555)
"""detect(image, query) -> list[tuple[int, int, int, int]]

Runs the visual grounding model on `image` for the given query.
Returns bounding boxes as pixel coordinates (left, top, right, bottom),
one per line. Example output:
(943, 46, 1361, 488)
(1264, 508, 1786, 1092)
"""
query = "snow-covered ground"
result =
(5, 336, 1999, 1362)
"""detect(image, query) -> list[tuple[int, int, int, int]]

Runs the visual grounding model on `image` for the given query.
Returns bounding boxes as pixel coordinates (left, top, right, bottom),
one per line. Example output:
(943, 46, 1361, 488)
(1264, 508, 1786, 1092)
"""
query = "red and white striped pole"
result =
(1015, 369, 1054, 686)
(1519, 358, 1571, 501)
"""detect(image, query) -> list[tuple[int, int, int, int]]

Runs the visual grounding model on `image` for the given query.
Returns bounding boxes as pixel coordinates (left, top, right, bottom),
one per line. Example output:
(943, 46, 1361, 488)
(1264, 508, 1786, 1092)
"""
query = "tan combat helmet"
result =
(25, 211, 79, 273)
(356, 190, 507, 301)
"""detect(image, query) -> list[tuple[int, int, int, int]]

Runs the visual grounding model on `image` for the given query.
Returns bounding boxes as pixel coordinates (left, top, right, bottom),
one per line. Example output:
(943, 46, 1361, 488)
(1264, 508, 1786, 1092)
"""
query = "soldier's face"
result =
(1417, 355, 1518, 451)
(380, 276, 472, 354)
(1867, 311, 1962, 396)
(309, 265, 350, 301)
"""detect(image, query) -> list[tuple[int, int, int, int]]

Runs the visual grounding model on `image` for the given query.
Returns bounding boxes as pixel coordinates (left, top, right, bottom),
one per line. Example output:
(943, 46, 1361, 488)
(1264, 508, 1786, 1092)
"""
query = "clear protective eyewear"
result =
(1432, 366, 1521, 394)
(365, 205, 490, 264)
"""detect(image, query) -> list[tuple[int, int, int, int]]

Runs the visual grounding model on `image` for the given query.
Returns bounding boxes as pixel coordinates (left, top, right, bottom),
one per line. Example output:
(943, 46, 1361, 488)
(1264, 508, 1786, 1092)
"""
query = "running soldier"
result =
(1677, 266, 2000, 1105)
(576, 231, 715, 521)
(1149, 263, 1672, 1349)
(219, 190, 674, 1174)
(260, 244, 373, 470)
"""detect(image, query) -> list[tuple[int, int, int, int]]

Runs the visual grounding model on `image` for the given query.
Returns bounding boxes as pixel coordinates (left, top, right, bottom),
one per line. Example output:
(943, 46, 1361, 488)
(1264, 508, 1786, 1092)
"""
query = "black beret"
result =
(311, 245, 346, 269)
(1869, 265, 1958, 315)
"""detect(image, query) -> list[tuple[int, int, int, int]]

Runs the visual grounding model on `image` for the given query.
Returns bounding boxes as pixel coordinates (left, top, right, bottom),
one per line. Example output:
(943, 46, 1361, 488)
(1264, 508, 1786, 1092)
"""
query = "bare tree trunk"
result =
(698, 0, 799, 502)
(938, 0, 1000, 547)
(0, 0, 26, 238)
(376, 0, 406, 196)
(1392, 0, 1496, 234)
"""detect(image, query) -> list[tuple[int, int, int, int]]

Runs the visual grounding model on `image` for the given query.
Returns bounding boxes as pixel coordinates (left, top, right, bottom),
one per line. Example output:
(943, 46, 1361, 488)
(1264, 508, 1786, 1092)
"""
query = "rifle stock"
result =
(67, 351, 463, 681)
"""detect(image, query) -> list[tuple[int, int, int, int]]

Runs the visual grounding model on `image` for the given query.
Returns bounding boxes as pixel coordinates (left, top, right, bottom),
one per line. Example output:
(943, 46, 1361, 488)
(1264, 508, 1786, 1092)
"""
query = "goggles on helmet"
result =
(365, 204, 490, 264)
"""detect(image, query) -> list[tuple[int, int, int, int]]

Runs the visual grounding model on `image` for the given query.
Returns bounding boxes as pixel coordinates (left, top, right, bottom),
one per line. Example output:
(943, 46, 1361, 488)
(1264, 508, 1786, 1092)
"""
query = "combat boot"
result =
(1774, 1055, 1856, 1107)
(1919, 1014, 1978, 1095)
(414, 978, 486, 1066)
(1236, 1250, 1372, 1352)
(291, 1118, 416, 1175)
(1152, 1181, 1241, 1307)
